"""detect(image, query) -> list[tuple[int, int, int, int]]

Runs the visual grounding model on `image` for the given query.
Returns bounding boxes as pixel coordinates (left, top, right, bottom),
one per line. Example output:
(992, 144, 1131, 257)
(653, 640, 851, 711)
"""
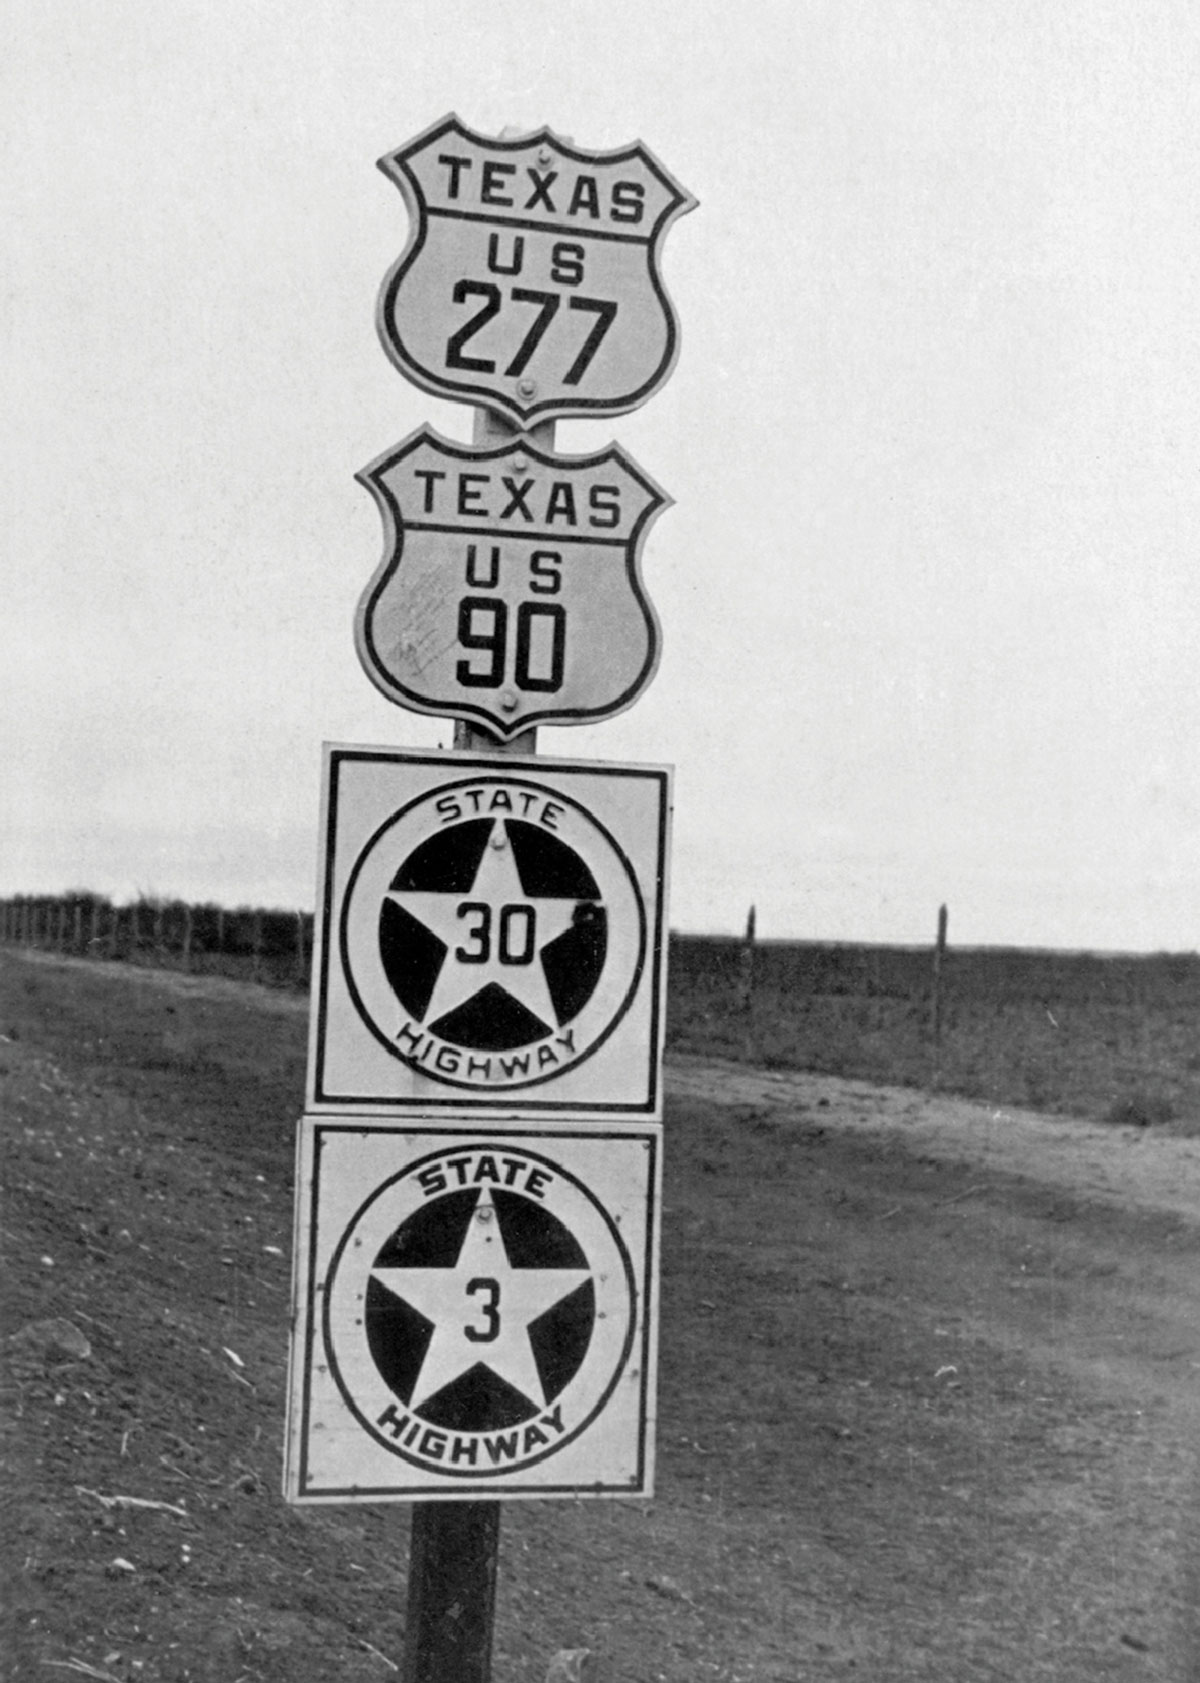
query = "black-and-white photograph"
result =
(4, 6, 1198, 1678)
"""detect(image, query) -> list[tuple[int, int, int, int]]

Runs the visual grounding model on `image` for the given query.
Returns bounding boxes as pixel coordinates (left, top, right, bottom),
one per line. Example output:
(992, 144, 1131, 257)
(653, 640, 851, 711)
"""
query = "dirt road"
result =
(672, 1053, 1200, 1223)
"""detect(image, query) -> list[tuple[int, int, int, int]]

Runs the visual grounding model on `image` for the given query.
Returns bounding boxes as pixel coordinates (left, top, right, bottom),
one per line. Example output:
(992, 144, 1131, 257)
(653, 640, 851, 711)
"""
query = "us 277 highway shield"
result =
(375, 115, 697, 426)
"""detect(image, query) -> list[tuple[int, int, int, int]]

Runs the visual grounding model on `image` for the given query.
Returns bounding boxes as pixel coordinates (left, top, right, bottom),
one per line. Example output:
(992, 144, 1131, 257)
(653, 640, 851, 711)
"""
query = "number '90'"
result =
(456, 546, 567, 693)
(457, 598, 566, 692)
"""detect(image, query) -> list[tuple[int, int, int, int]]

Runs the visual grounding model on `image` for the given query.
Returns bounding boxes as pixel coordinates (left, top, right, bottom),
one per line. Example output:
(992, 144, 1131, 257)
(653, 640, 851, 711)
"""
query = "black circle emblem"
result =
(338, 776, 647, 1092)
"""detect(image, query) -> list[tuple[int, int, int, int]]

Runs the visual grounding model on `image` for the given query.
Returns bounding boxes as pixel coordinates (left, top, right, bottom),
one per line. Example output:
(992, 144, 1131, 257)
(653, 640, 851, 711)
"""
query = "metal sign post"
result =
(286, 116, 693, 1683)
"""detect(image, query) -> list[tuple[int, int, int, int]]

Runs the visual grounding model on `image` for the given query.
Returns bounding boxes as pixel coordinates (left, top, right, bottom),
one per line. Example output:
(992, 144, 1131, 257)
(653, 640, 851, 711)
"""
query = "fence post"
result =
(736, 903, 756, 1013)
(931, 903, 949, 1087)
(295, 910, 307, 986)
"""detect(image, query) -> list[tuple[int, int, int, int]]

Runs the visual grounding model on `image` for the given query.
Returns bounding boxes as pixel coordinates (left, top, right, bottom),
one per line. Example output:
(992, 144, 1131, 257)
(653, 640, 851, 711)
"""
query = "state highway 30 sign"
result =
(356, 426, 669, 738)
(306, 746, 671, 1117)
(375, 114, 696, 426)
(284, 1120, 660, 1502)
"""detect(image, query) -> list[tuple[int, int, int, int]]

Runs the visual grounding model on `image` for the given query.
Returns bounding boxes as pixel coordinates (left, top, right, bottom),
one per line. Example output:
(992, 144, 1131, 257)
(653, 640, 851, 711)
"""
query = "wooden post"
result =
(736, 903, 756, 1013)
(295, 909, 307, 986)
(402, 1503, 501, 1683)
(400, 399, 551, 1683)
(931, 902, 948, 1087)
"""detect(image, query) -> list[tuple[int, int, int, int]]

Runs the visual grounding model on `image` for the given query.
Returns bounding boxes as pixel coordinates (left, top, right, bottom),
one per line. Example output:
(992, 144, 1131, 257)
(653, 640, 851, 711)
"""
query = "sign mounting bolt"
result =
(538, 147, 551, 166)
(517, 377, 537, 397)
(500, 690, 518, 714)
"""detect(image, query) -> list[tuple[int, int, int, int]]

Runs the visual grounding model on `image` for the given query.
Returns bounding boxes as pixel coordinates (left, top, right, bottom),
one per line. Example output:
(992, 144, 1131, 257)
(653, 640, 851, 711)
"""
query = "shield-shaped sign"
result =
(375, 114, 697, 426)
(355, 426, 670, 738)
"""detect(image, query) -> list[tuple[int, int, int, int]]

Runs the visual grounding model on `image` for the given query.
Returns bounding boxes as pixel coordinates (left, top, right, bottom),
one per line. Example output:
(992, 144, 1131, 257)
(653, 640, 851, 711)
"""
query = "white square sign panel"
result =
(284, 1119, 661, 1502)
(307, 745, 671, 1117)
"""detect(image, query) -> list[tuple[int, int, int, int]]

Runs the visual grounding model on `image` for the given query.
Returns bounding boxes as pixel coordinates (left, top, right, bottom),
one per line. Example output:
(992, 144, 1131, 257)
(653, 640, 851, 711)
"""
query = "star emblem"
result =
(384, 818, 591, 1040)
(369, 1189, 592, 1415)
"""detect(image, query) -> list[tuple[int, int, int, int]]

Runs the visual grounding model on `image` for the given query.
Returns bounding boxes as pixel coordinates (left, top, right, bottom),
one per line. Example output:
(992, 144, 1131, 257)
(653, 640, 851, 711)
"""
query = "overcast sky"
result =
(5, 1, 1198, 949)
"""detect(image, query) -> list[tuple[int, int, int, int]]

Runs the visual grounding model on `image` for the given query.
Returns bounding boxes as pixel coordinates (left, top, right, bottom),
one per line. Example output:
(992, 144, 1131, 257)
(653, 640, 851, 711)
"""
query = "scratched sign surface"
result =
(376, 115, 696, 426)
(355, 427, 669, 737)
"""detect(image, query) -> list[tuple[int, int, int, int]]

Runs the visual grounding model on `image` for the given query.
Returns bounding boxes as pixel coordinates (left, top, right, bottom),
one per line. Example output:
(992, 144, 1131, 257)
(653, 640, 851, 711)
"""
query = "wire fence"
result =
(0, 893, 314, 989)
(5, 892, 1198, 1121)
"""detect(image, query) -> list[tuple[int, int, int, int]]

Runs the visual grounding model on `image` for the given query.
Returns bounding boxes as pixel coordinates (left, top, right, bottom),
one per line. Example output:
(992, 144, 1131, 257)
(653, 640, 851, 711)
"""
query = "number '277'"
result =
(446, 283, 618, 385)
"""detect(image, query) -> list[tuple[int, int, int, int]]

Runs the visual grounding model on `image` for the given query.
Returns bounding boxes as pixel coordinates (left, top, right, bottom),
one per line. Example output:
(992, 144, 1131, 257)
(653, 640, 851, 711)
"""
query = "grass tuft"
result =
(1104, 1091, 1177, 1129)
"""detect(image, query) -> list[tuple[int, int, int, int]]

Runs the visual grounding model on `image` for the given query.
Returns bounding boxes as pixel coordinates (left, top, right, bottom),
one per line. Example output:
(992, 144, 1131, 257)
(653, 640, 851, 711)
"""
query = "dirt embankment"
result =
(3, 951, 1199, 1681)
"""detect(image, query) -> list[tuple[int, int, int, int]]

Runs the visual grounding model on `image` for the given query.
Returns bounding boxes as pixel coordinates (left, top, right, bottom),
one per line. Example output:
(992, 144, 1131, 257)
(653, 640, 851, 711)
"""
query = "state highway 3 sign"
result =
(375, 114, 697, 426)
(306, 746, 671, 1116)
(284, 1120, 660, 1502)
(355, 426, 669, 738)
